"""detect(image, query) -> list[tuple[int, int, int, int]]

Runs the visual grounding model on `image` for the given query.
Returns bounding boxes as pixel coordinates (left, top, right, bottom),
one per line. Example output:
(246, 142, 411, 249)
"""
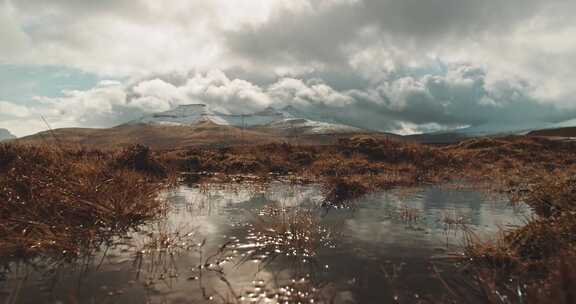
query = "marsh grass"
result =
(166, 135, 576, 303)
(167, 135, 576, 207)
(438, 210, 472, 236)
(397, 205, 422, 225)
(3, 134, 576, 302)
(454, 171, 576, 304)
(237, 204, 334, 267)
(0, 143, 173, 259)
(132, 222, 201, 291)
(217, 204, 339, 304)
(435, 251, 576, 304)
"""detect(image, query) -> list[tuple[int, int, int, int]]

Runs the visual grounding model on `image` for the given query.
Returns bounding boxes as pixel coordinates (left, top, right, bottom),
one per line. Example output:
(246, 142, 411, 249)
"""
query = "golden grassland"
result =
(1, 134, 576, 302)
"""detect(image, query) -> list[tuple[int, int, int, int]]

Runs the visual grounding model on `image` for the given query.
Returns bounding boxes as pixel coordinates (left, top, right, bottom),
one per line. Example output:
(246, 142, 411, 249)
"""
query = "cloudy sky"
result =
(1, 0, 575, 136)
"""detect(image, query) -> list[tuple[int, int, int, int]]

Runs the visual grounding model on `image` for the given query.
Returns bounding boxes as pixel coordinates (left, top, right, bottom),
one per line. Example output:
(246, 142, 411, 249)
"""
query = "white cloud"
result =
(0, 1, 31, 63)
(3, 66, 575, 137)
(0, 100, 30, 117)
(268, 78, 354, 107)
(1, 0, 284, 76)
(1, 0, 576, 136)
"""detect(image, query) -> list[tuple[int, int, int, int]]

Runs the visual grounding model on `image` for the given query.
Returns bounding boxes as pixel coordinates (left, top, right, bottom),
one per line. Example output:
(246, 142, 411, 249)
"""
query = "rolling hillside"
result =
(17, 122, 398, 149)
(16, 104, 398, 149)
(528, 127, 576, 138)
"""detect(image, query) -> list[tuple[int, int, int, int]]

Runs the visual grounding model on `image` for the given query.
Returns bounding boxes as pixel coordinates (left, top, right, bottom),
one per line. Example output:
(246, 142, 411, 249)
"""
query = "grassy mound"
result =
(0, 144, 171, 259)
(462, 172, 576, 303)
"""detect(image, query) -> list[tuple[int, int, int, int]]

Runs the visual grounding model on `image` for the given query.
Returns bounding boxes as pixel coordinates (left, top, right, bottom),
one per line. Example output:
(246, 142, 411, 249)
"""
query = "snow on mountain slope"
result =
(0, 128, 16, 142)
(129, 104, 231, 126)
(221, 107, 285, 127)
(126, 104, 367, 134)
(267, 117, 364, 134)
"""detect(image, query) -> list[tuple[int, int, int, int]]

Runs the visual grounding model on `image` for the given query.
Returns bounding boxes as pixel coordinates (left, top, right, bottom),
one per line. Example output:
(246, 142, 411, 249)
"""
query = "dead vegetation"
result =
(162, 135, 576, 303)
(457, 171, 576, 303)
(0, 143, 173, 259)
(166, 135, 576, 204)
(2, 134, 576, 302)
(110, 144, 168, 178)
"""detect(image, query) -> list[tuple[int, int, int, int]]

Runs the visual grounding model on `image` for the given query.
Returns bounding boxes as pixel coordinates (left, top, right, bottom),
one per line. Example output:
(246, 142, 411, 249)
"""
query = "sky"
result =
(1, 0, 575, 136)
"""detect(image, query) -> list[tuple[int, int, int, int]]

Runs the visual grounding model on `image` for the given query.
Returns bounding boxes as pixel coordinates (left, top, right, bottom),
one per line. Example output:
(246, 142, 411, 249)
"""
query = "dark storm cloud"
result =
(219, 0, 576, 130)
(224, 4, 363, 65)
(290, 67, 576, 132)
(223, 0, 573, 66)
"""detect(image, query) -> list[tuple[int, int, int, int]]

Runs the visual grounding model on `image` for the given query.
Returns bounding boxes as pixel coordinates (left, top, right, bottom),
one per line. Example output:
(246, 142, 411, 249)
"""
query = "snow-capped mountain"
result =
(266, 117, 364, 134)
(0, 128, 16, 142)
(126, 104, 365, 135)
(129, 104, 230, 126)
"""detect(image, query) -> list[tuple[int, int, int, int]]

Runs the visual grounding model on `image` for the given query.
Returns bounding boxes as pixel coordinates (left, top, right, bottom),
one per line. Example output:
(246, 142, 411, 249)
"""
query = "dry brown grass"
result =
(162, 135, 576, 303)
(439, 251, 576, 304)
(457, 170, 576, 304)
(4, 134, 576, 302)
(0, 143, 173, 259)
(167, 135, 576, 204)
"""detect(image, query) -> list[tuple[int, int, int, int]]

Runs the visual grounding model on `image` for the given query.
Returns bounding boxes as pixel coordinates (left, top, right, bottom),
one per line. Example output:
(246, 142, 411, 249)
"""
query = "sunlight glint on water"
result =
(0, 183, 530, 304)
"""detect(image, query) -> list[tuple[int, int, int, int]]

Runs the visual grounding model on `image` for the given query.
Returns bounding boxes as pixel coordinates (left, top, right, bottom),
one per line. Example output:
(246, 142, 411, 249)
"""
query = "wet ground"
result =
(0, 183, 530, 303)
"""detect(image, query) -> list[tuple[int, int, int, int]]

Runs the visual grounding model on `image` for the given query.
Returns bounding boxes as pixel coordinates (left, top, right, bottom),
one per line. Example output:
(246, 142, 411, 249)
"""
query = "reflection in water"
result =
(0, 183, 530, 304)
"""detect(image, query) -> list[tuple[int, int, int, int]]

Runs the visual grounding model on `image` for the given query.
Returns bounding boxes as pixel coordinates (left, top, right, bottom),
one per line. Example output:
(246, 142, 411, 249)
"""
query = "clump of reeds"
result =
(496, 172, 576, 261)
(399, 205, 422, 223)
(111, 144, 168, 178)
(234, 204, 335, 268)
(0, 143, 170, 259)
(322, 177, 370, 206)
(440, 251, 576, 304)
(457, 171, 576, 303)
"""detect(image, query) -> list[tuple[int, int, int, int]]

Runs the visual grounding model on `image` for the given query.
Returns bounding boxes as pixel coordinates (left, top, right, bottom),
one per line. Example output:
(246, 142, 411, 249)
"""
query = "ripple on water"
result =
(0, 183, 530, 304)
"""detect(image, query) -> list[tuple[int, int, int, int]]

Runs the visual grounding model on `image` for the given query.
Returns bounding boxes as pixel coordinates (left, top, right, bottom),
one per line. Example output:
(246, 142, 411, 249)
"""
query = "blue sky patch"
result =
(0, 65, 100, 105)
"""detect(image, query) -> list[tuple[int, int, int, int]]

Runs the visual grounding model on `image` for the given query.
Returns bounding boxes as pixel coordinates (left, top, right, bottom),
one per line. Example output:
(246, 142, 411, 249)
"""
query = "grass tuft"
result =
(0, 143, 170, 259)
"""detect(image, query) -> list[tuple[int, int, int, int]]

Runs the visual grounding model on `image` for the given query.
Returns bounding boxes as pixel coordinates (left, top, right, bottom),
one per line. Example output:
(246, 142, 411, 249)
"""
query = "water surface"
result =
(0, 183, 530, 303)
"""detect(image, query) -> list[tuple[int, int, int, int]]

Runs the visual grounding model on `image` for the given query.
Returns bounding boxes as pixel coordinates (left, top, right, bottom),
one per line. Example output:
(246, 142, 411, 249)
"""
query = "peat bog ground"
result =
(1, 135, 575, 303)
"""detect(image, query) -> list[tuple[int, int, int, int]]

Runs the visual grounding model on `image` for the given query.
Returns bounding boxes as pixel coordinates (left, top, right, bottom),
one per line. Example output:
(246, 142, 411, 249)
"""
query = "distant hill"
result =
(406, 119, 576, 144)
(17, 122, 398, 150)
(16, 104, 401, 149)
(404, 132, 471, 144)
(0, 128, 16, 142)
(528, 127, 576, 138)
(18, 123, 274, 149)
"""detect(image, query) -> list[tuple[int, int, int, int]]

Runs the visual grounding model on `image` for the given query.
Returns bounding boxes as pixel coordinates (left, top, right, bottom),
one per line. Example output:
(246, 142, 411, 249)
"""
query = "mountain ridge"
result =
(16, 105, 397, 149)
(14, 104, 576, 148)
(125, 104, 366, 135)
(0, 128, 16, 142)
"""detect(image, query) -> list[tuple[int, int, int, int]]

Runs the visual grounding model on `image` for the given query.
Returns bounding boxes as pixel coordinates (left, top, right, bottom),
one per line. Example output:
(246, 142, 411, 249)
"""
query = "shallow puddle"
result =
(0, 183, 530, 303)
